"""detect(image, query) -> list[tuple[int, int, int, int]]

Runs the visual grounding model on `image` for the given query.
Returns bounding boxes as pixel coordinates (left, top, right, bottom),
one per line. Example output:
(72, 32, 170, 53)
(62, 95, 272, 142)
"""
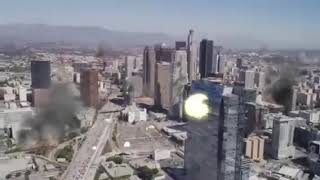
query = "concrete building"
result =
(0, 107, 33, 139)
(154, 45, 175, 63)
(123, 103, 147, 124)
(245, 70, 255, 89)
(236, 58, 242, 69)
(101, 161, 135, 180)
(289, 87, 298, 111)
(175, 41, 187, 50)
(80, 69, 98, 107)
(187, 30, 197, 82)
(245, 102, 268, 136)
(127, 75, 143, 98)
(271, 115, 295, 159)
(143, 46, 156, 98)
(32, 88, 50, 107)
(169, 50, 188, 118)
(199, 39, 214, 78)
(299, 110, 320, 124)
(298, 91, 313, 107)
(254, 71, 265, 91)
(245, 135, 265, 162)
(155, 62, 172, 110)
(31, 60, 51, 108)
(125, 56, 135, 78)
(18, 87, 27, 102)
(73, 62, 90, 73)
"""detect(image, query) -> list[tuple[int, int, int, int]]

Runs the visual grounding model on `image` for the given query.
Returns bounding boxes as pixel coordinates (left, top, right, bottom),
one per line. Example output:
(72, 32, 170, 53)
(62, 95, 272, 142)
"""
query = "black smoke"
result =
(269, 65, 297, 114)
(18, 83, 81, 146)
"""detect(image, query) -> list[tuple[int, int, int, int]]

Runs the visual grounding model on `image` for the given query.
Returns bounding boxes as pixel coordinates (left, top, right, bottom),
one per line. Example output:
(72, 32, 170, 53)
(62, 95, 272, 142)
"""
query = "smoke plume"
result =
(18, 83, 81, 146)
(268, 65, 297, 113)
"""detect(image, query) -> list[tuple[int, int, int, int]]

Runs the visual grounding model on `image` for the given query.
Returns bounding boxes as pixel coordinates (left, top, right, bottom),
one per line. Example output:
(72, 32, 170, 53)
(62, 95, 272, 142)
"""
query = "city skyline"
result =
(0, 0, 320, 49)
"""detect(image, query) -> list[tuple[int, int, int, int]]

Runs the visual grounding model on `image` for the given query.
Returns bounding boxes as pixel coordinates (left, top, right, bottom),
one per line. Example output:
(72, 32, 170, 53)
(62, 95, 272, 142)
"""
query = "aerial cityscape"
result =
(0, 1, 320, 180)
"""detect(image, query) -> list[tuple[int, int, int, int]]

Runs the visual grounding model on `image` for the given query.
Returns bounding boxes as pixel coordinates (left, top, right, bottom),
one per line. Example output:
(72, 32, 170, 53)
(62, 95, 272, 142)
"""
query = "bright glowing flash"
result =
(184, 93, 209, 120)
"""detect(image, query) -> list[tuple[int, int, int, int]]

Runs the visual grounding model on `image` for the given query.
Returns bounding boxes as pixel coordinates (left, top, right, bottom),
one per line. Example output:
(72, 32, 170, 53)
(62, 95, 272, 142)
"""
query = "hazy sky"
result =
(1, 0, 320, 49)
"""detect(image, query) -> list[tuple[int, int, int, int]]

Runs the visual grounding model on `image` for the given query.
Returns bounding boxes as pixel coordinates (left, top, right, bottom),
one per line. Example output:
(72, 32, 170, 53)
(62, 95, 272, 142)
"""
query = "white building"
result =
(271, 115, 295, 159)
(18, 87, 27, 102)
(124, 103, 147, 124)
(245, 70, 255, 89)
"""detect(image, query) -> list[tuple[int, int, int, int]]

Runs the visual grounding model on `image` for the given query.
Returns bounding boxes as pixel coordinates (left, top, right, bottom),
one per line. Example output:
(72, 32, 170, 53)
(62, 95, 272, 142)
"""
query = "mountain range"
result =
(0, 24, 173, 49)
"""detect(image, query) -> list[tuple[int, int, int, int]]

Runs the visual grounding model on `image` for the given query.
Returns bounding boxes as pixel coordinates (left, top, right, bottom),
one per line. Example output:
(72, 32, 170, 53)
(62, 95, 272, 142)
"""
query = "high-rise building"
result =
(143, 46, 156, 98)
(154, 45, 175, 62)
(184, 80, 243, 180)
(31, 60, 51, 89)
(219, 93, 242, 180)
(244, 70, 255, 89)
(213, 46, 223, 74)
(271, 115, 295, 159)
(236, 58, 242, 69)
(169, 50, 188, 118)
(80, 69, 99, 107)
(254, 71, 265, 91)
(245, 103, 268, 136)
(289, 87, 298, 111)
(31, 60, 51, 107)
(184, 80, 226, 180)
(199, 39, 214, 78)
(125, 56, 135, 78)
(175, 41, 187, 50)
(187, 30, 197, 82)
(155, 62, 172, 110)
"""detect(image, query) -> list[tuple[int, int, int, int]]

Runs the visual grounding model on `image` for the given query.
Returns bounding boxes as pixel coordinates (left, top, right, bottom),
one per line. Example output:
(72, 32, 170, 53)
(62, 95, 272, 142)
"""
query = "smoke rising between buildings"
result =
(18, 83, 81, 146)
(269, 65, 297, 113)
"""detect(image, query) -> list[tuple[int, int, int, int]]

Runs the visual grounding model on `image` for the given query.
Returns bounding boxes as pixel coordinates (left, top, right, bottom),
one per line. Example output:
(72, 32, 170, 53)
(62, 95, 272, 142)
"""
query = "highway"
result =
(61, 101, 120, 180)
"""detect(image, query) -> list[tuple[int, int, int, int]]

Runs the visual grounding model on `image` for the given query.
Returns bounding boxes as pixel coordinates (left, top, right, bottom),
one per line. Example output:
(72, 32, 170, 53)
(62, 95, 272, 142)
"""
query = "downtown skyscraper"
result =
(187, 30, 197, 82)
(199, 39, 214, 78)
(143, 46, 156, 98)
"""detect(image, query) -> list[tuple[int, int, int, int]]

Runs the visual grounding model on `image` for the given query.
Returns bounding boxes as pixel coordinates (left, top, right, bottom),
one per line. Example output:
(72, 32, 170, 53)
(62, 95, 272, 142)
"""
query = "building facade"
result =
(199, 39, 214, 78)
(143, 46, 156, 98)
(80, 69, 99, 107)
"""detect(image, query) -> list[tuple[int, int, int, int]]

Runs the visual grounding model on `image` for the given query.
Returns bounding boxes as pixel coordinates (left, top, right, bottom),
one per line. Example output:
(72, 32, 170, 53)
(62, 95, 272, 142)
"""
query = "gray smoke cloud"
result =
(18, 83, 81, 146)
(268, 65, 297, 113)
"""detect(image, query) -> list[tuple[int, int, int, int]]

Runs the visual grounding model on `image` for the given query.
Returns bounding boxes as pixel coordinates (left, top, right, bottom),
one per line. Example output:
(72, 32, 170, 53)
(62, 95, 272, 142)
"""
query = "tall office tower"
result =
(154, 62, 172, 109)
(217, 54, 225, 74)
(187, 30, 197, 82)
(236, 58, 242, 69)
(73, 62, 90, 73)
(199, 39, 214, 78)
(185, 80, 227, 180)
(31, 60, 51, 107)
(143, 46, 156, 98)
(80, 69, 99, 107)
(289, 87, 298, 111)
(175, 41, 187, 50)
(271, 115, 295, 159)
(245, 103, 268, 136)
(254, 71, 265, 91)
(219, 94, 242, 180)
(169, 50, 188, 118)
(244, 70, 255, 89)
(213, 46, 223, 74)
(125, 56, 135, 78)
(31, 60, 51, 89)
(154, 45, 175, 62)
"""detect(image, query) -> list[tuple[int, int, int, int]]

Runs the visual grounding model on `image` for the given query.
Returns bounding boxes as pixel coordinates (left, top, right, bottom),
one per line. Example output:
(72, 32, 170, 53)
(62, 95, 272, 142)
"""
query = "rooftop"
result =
(102, 161, 134, 179)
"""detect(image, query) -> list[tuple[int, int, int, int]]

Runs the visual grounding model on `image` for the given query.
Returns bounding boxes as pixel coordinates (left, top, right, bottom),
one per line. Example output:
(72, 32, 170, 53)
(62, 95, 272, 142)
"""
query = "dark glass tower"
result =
(31, 60, 51, 88)
(199, 39, 214, 78)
